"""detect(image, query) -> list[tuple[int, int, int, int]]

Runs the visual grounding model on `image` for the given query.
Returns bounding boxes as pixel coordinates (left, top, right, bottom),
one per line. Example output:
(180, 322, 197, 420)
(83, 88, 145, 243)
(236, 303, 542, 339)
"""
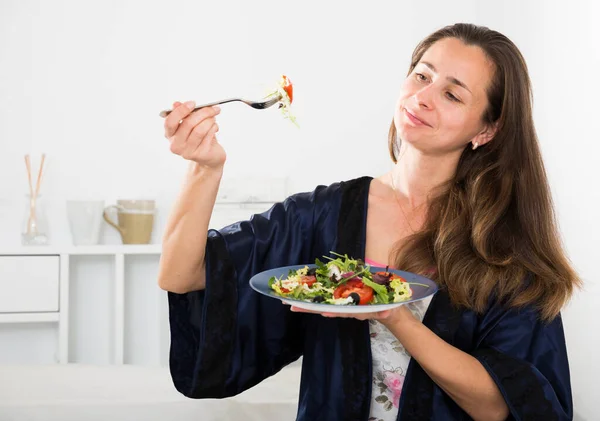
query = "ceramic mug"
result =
(103, 200, 155, 244)
(66, 200, 105, 245)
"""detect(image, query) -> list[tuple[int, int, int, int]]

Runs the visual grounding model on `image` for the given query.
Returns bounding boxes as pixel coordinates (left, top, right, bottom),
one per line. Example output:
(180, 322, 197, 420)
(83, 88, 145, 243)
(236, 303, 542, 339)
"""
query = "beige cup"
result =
(103, 200, 156, 244)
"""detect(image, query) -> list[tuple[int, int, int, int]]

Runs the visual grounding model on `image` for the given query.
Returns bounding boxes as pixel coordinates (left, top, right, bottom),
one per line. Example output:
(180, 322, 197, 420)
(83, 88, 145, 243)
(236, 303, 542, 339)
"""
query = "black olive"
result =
(348, 292, 360, 305)
(307, 267, 317, 276)
(313, 295, 325, 303)
(372, 272, 392, 286)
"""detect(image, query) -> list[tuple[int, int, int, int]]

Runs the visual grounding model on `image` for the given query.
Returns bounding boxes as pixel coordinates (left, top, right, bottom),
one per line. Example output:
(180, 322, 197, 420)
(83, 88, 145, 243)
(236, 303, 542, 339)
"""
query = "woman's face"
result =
(395, 37, 495, 155)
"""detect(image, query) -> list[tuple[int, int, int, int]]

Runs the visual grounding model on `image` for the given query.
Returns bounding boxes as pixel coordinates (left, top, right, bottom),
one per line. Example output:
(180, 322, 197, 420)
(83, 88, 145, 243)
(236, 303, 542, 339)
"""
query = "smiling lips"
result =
(404, 108, 431, 127)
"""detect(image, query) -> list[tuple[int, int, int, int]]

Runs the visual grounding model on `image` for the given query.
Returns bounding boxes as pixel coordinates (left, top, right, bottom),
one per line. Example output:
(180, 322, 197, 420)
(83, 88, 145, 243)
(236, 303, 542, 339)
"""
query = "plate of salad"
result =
(249, 252, 438, 314)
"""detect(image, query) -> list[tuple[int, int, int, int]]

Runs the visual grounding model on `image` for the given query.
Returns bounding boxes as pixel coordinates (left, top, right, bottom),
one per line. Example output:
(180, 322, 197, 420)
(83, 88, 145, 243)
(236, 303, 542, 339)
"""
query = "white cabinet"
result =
(0, 245, 162, 365)
(0, 256, 60, 313)
(0, 199, 279, 366)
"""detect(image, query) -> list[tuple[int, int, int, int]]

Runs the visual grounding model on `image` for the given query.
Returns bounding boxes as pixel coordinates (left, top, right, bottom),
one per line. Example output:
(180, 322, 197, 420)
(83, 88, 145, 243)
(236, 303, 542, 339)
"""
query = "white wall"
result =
(0, 0, 598, 419)
(528, 4, 600, 420)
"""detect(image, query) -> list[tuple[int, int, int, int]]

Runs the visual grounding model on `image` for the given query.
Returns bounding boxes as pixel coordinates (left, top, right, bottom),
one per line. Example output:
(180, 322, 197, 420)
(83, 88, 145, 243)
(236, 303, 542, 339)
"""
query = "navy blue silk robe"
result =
(167, 176, 573, 420)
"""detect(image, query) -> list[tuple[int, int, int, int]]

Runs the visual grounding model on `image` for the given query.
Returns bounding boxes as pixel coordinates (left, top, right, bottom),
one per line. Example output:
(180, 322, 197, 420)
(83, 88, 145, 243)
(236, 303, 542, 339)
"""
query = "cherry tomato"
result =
(299, 275, 316, 287)
(281, 75, 293, 103)
(333, 279, 374, 305)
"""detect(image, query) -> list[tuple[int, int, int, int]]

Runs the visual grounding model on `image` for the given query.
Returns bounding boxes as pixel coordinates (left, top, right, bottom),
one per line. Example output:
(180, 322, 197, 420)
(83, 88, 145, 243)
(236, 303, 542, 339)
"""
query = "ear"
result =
(471, 122, 498, 148)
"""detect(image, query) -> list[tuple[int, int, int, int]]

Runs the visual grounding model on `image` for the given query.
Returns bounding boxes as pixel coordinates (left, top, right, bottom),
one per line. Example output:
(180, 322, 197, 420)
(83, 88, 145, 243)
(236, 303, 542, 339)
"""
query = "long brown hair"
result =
(389, 23, 581, 321)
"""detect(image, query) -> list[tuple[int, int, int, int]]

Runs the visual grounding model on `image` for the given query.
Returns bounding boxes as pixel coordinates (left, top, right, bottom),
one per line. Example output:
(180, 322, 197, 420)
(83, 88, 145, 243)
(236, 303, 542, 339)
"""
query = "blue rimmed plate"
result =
(249, 264, 438, 314)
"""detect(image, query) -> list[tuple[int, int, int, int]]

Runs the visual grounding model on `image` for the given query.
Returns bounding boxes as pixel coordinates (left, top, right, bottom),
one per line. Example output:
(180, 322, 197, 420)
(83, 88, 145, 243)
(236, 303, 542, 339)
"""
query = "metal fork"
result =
(159, 93, 283, 118)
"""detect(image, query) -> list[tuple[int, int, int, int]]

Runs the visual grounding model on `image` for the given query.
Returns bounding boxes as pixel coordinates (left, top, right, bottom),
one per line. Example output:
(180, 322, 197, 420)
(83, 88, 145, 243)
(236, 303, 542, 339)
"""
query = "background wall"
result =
(0, 0, 598, 419)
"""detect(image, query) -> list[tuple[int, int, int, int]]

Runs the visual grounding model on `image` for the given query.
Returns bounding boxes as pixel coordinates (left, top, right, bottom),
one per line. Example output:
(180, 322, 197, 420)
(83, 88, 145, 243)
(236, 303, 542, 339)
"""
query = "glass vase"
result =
(21, 194, 49, 245)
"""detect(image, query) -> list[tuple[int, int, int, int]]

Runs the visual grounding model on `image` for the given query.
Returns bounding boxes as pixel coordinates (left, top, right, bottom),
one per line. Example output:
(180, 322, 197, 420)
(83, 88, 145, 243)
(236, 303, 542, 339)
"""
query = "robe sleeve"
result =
(472, 304, 573, 420)
(166, 186, 331, 399)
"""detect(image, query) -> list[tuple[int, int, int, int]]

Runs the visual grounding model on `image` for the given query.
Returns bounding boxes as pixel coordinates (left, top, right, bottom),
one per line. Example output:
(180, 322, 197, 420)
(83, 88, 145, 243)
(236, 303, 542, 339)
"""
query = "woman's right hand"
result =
(163, 101, 226, 170)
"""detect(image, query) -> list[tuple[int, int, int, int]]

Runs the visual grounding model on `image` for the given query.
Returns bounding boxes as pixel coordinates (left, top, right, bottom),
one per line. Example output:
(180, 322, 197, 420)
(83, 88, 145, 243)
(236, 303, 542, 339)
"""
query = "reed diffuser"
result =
(22, 153, 48, 245)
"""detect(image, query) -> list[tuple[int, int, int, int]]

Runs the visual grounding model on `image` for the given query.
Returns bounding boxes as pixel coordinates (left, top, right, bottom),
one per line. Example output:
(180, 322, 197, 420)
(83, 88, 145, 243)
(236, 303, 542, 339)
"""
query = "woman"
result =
(158, 23, 579, 421)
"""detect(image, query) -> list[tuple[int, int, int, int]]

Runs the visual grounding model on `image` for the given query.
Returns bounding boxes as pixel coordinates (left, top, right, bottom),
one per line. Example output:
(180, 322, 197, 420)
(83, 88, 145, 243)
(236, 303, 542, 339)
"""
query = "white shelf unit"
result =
(0, 197, 282, 366)
(0, 245, 161, 365)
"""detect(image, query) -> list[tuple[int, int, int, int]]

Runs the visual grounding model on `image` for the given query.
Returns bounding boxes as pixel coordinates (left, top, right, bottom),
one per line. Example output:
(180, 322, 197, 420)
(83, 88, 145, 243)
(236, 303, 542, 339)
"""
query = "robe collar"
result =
(335, 176, 464, 421)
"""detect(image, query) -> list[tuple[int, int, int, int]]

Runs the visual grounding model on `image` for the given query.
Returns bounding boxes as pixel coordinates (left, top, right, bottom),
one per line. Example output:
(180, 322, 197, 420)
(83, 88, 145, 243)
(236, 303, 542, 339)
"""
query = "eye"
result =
(446, 92, 460, 102)
(415, 73, 428, 82)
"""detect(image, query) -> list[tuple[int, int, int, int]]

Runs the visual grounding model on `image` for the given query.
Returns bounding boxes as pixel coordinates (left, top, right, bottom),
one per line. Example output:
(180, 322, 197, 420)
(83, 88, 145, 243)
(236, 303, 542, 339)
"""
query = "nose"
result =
(413, 85, 434, 110)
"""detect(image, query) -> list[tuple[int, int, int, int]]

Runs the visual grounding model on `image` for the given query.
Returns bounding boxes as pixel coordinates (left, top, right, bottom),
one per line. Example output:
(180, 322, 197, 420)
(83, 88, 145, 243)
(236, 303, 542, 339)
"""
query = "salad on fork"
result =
(265, 75, 298, 127)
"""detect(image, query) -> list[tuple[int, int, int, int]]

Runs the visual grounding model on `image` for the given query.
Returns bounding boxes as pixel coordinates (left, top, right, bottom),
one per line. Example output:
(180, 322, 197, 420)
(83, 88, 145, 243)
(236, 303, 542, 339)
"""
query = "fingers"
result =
(176, 106, 221, 142)
(289, 306, 316, 314)
(191, 120, 220, 156)
(287, 305, 390, 320)
(164, 101, 195, 138)
(377, 310, 392, 319)
(164, 100, 222, 143)
(166, 104, 221, 158)
(288, 306, 346, 318)
(169, 116, 219, 159)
